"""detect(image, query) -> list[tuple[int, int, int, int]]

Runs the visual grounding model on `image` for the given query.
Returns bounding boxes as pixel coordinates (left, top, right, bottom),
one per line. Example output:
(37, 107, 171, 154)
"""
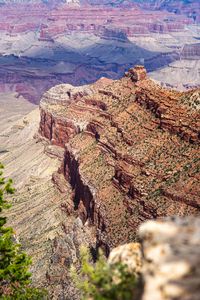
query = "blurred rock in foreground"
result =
(108, 216, 200, 300)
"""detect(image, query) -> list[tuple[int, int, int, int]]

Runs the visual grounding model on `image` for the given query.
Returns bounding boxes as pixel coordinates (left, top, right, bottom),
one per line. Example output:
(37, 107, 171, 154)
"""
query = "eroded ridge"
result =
(39, 66, 200, 251)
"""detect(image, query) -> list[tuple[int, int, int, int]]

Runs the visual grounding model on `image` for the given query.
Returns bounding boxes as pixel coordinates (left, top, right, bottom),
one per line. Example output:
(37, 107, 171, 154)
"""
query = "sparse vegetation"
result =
(180, 91, 200, 110)
(71, 247, 137, 300)
(0, 163, 47, 299)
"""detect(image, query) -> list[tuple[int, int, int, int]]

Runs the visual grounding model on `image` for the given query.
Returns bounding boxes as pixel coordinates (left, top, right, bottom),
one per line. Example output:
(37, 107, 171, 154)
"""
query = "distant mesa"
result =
(101, 27, 129, 42)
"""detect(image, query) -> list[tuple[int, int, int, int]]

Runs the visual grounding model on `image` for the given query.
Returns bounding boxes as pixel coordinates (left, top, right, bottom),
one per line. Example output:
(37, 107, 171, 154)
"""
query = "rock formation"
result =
(1, 65, 199, 298)
(39, 66, 200, 254)
(0, 99, 95, 299)
(95, 0, 200, 23)
(181, 43, 200, 59)
(0, 0, 199, 105)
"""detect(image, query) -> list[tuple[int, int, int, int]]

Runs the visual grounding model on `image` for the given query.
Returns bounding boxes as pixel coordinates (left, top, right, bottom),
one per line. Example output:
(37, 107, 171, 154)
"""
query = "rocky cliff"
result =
(39, 66, 200, 254)
(0, 2, 193, 38)
(0, 0, 199, 104)
(0, 103, 96, 299)
(1, 65, 199, 299)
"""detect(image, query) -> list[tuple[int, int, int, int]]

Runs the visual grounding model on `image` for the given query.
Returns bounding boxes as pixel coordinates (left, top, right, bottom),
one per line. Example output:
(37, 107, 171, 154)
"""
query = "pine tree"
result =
(0, 163, 47, 299)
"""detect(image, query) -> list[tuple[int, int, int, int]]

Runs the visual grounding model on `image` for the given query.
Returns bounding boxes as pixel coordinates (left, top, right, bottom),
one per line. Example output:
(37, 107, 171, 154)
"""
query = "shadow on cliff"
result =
(0, 39, 178, 104)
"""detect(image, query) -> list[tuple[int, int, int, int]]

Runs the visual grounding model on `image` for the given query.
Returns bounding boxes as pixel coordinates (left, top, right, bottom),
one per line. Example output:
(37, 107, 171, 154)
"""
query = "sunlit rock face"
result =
(39, 66, 200, 254)
(0, 1, 199, 296)
(1, 65, 199, 298)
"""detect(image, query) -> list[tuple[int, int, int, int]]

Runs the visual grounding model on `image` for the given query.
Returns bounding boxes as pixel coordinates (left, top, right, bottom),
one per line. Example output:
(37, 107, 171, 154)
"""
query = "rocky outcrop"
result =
(2, 65, 199, 299)
(101, 27, 129, 42)
(125, 65, 147, 81)
(39, 66, 200, 255)
(108, 243, 142, 275)
(108, 216, 200, 300)
(140, 216, 200, 300)
(39, 83, 94, 146)
(134, 74, 199, 143)
(0, 105, 97, 299)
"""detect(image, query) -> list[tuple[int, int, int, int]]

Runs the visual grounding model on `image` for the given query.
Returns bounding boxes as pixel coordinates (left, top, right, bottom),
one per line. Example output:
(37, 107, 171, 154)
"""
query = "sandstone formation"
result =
(181, 43, 200, 59)
(0, 65, 199, 299)
(0, 1, 199, 298)
(150, 59, 200, 91)
(39, 66, 200, 255)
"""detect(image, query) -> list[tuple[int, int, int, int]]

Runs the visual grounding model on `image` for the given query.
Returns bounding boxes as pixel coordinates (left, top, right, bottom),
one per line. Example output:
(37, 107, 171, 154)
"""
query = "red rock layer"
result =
(0, 3, 193, 38)
(39, 66, 200, 251)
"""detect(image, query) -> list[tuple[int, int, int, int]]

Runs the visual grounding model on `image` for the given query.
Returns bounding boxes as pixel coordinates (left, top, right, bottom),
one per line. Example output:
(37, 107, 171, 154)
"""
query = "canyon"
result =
(0, 1, 199, 299)
(1, 66, 199, 298)
(0, 0, 199, 104)
(38, 65, 200, 251)
(86, 0, 200, 23)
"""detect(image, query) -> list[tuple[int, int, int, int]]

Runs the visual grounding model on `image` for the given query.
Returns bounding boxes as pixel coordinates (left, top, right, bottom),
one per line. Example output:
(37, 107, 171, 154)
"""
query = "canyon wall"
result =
(39, 66, 200, 252)
(1, 65, 199, 299)
(0, 2, 194, 39)
(0, 1, 199, 105)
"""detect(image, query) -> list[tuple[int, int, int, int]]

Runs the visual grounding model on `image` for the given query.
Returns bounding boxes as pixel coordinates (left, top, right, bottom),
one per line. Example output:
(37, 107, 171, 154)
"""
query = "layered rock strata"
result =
(39, 66, 200, 253)
(0, 106, 97, 299)
(0, 2, 194, 38)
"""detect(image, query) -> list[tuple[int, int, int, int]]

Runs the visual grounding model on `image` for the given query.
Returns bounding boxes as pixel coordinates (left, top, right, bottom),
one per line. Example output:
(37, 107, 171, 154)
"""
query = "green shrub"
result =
(71, 247, 137, 300)
(0, 163, 47, 299)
